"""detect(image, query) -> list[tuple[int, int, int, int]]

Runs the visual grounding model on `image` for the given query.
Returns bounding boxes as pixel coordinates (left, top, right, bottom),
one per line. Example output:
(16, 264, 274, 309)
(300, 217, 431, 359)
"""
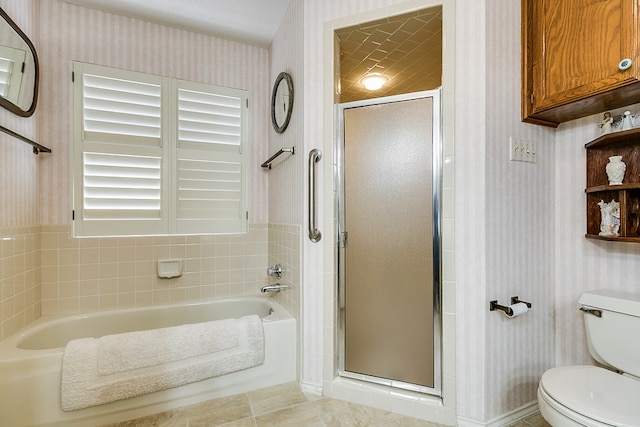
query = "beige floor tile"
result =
(247, 382, 308, 416)
(216, 417, 257, 427)
(101, 409, 187, 427)
(314, 397, 403, 426)
(507, 412, 552, 427)
(523, 413, 551, 427)
(254, 402, 324, 427)
(381, 418, 449, 427)
(183, 394, 253, 426)
(99, 383, 550, 427)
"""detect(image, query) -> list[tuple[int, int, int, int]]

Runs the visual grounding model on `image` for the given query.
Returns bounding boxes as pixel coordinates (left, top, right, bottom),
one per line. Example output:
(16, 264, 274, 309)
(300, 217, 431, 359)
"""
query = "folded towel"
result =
(61, 315, 264, 411)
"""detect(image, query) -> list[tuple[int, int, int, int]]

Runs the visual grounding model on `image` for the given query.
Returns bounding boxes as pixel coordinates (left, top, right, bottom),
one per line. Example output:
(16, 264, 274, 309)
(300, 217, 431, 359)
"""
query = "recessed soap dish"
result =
(157, 258, 182, 278)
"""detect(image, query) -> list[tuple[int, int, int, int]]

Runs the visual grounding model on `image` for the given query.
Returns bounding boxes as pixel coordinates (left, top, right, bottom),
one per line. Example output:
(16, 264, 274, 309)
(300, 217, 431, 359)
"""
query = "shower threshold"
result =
(338, 369, 441, 397)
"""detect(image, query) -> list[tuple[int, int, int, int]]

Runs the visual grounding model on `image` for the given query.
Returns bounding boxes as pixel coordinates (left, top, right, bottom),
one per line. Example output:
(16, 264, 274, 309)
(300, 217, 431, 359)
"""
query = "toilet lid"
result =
(540, 366, 640, 427)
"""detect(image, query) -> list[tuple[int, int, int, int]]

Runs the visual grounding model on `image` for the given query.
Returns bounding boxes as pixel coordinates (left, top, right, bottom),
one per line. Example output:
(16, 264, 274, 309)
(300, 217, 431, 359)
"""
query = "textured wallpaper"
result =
(37, 0, 270, 226)
(554, 103, 640, 368)
(0, 0, 38, 228)
(483, 0, 556, 420)
(268, 0, 304, 226)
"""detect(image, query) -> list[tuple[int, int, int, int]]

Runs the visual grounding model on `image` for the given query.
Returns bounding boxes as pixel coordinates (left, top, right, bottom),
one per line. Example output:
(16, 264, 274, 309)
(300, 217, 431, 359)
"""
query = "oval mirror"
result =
(271, 72, 293, 133)
(0, 7, 38, 117)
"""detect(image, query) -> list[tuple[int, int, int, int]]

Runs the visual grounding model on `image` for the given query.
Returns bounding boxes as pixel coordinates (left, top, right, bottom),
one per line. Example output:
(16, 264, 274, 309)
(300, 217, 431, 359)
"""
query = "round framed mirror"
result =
(271, 72, 293, 133)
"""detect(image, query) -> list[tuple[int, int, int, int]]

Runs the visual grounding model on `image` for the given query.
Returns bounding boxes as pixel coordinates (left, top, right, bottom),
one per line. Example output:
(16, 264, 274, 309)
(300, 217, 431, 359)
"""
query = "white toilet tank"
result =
(579, 289, 640, 378)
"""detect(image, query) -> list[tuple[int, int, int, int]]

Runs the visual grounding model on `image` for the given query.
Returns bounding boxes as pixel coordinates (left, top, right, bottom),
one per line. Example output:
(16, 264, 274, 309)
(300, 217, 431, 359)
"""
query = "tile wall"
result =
(39, 225, 270, 316)
(268, 224, 301, 321)
(0, 226, 40, 340)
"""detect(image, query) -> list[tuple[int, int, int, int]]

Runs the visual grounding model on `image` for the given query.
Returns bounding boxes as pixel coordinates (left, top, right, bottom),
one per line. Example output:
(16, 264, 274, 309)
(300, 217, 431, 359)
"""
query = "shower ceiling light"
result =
(361, 73, 387, 91)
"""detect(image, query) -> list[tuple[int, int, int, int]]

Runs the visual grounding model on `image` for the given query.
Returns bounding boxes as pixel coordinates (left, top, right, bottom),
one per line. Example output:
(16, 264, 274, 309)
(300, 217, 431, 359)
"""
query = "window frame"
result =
(71, 62, 249, 237)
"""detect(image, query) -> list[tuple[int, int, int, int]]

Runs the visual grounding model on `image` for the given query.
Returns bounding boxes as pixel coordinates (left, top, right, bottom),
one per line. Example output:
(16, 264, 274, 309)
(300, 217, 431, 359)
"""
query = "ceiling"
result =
(61, 0, 292, 48)
(336, 7, 442, 103)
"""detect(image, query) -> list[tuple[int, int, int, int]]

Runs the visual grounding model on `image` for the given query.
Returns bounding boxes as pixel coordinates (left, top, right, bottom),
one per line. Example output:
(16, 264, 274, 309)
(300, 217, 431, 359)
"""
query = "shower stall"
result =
(336, 89, 442, 395)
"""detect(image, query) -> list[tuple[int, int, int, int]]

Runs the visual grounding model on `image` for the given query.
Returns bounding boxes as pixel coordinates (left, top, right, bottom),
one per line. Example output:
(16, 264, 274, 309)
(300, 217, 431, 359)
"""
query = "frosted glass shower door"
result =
(340, 94, 438, 390)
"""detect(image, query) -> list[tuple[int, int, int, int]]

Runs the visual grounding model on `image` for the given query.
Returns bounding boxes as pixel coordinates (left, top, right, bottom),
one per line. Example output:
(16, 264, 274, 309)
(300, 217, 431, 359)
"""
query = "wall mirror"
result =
(0, 7, 38, 117)
(271, 72, 293, 133)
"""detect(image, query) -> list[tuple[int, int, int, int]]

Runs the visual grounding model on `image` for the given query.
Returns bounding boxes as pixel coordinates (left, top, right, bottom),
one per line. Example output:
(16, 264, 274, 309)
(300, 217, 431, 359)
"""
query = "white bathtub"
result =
(0, 296, 296, 427)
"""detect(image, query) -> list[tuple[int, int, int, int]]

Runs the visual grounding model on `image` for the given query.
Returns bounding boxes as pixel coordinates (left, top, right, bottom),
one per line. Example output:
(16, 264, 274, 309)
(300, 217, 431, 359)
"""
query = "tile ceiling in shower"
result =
(336, 7, 442, 103)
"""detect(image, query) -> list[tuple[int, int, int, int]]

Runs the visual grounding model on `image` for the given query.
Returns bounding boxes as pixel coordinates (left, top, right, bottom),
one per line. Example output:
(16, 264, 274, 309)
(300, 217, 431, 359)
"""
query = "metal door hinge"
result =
(339, 231, 348, 248)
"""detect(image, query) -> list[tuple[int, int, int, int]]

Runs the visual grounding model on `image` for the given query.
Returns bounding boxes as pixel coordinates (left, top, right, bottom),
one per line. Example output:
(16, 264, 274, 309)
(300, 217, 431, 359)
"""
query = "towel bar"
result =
(261, 147, 294, 169)
(0, 124, 51, 154)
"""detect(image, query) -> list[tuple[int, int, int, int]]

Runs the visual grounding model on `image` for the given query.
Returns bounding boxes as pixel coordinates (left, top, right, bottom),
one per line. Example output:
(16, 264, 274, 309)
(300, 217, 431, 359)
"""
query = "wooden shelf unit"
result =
(585, 128, 640, 242)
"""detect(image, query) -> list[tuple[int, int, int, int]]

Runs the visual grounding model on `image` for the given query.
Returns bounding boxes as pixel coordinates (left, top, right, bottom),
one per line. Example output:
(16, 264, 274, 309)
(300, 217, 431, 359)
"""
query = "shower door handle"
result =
(308, 149, 322, 242)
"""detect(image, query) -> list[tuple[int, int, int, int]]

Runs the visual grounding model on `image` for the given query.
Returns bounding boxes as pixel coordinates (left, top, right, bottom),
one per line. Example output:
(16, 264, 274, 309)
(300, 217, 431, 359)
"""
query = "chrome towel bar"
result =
(261, 146, 294, 169)
(308, 149, 322, 242)
(0, 124, 51, 154)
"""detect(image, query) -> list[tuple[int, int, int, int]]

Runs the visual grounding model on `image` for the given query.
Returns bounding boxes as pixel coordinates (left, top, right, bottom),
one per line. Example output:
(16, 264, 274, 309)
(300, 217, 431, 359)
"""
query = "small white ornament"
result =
(600, 112, 613, 135)
(622, 110, 634, 130)
(605, 155, 626, 185)
(598, 199, 621, 237)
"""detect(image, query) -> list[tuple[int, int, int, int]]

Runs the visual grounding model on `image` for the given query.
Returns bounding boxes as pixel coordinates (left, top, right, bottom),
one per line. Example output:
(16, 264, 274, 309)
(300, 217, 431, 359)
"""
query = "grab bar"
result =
(308, 149, 322, 242)
(261, 146, 295, 169)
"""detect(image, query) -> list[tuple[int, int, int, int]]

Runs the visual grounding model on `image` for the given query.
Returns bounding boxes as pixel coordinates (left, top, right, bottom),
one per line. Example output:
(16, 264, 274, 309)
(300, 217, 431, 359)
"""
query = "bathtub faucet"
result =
(260, 283, 288, 293)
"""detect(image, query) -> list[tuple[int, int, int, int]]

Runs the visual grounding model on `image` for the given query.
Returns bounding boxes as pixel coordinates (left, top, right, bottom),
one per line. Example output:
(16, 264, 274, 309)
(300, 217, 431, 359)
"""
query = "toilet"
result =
(538, 289, 640, 426)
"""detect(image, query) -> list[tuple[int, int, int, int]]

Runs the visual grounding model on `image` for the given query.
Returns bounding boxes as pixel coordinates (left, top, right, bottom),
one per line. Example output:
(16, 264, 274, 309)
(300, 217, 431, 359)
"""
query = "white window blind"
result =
(0, 45, 27, 104)
(175, 83, 246, 234)
(72, 63, 248, 237)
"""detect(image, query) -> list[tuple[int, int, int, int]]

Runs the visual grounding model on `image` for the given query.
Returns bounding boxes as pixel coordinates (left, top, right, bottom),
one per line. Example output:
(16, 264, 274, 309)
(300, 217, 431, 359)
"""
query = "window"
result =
(71, 62, 248, 237)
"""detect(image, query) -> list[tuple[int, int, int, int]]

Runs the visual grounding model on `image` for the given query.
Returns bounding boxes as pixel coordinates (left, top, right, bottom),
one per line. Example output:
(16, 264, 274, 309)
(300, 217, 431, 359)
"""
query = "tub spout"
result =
(261, 283, 288, 293)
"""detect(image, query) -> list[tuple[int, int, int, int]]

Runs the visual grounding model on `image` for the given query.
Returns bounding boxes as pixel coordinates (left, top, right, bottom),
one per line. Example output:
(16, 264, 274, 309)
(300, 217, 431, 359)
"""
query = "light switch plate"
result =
(509, 136, 536, 163)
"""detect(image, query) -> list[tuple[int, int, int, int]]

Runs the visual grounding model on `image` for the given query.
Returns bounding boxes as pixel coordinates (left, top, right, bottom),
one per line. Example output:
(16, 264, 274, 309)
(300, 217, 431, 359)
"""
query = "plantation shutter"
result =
(71, 62, 248, 237)
(72, 63, 166, 236)
(0, 45, 26, 104)
(175, 82, 248, 234)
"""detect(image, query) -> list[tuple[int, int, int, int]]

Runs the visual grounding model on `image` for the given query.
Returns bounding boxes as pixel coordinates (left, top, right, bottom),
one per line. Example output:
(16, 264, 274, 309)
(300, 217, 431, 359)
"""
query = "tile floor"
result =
(102, 382, 551, 427)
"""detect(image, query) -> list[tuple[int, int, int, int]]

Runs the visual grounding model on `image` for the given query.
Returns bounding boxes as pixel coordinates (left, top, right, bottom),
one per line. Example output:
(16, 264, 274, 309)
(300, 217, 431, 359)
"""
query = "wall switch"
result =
(509, 136, 521, 161)
(509, 136, 536, 163)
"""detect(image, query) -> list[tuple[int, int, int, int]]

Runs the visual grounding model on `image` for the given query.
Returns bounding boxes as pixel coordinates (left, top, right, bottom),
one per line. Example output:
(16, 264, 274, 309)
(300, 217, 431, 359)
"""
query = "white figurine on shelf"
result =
(600, 112, 613, 135)
(598, 199, 621, 236)
(622, 110, 634, 131)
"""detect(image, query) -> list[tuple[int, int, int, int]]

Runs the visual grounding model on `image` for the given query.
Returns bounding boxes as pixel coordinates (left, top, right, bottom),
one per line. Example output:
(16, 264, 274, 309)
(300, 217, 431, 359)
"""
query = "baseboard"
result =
(299, 379, 323, 396)
(457, 401, 539, 427)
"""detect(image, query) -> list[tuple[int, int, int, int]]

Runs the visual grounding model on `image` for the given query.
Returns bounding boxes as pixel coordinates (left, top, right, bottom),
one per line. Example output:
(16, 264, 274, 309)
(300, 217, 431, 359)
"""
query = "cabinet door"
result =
(523, 0, 639, 124)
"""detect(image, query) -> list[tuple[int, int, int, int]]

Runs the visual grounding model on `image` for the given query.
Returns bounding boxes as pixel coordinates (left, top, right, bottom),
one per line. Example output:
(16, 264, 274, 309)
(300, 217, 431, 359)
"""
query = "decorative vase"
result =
(606, 156, 626, 185)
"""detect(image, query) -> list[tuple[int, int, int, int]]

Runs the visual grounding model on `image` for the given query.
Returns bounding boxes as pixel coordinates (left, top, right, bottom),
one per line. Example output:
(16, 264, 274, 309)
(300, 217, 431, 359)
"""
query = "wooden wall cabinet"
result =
(586, 128, 640, 242)
(522, 0, 640, 127)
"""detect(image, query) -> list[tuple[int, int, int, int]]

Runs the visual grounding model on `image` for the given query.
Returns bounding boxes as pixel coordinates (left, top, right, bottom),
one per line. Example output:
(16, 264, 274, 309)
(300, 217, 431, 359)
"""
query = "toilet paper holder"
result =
(490, 296, 532, 316)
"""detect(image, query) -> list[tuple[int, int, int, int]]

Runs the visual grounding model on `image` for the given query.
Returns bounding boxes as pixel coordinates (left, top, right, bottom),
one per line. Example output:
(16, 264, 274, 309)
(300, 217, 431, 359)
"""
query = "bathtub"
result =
(0, 296, 296, 427)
